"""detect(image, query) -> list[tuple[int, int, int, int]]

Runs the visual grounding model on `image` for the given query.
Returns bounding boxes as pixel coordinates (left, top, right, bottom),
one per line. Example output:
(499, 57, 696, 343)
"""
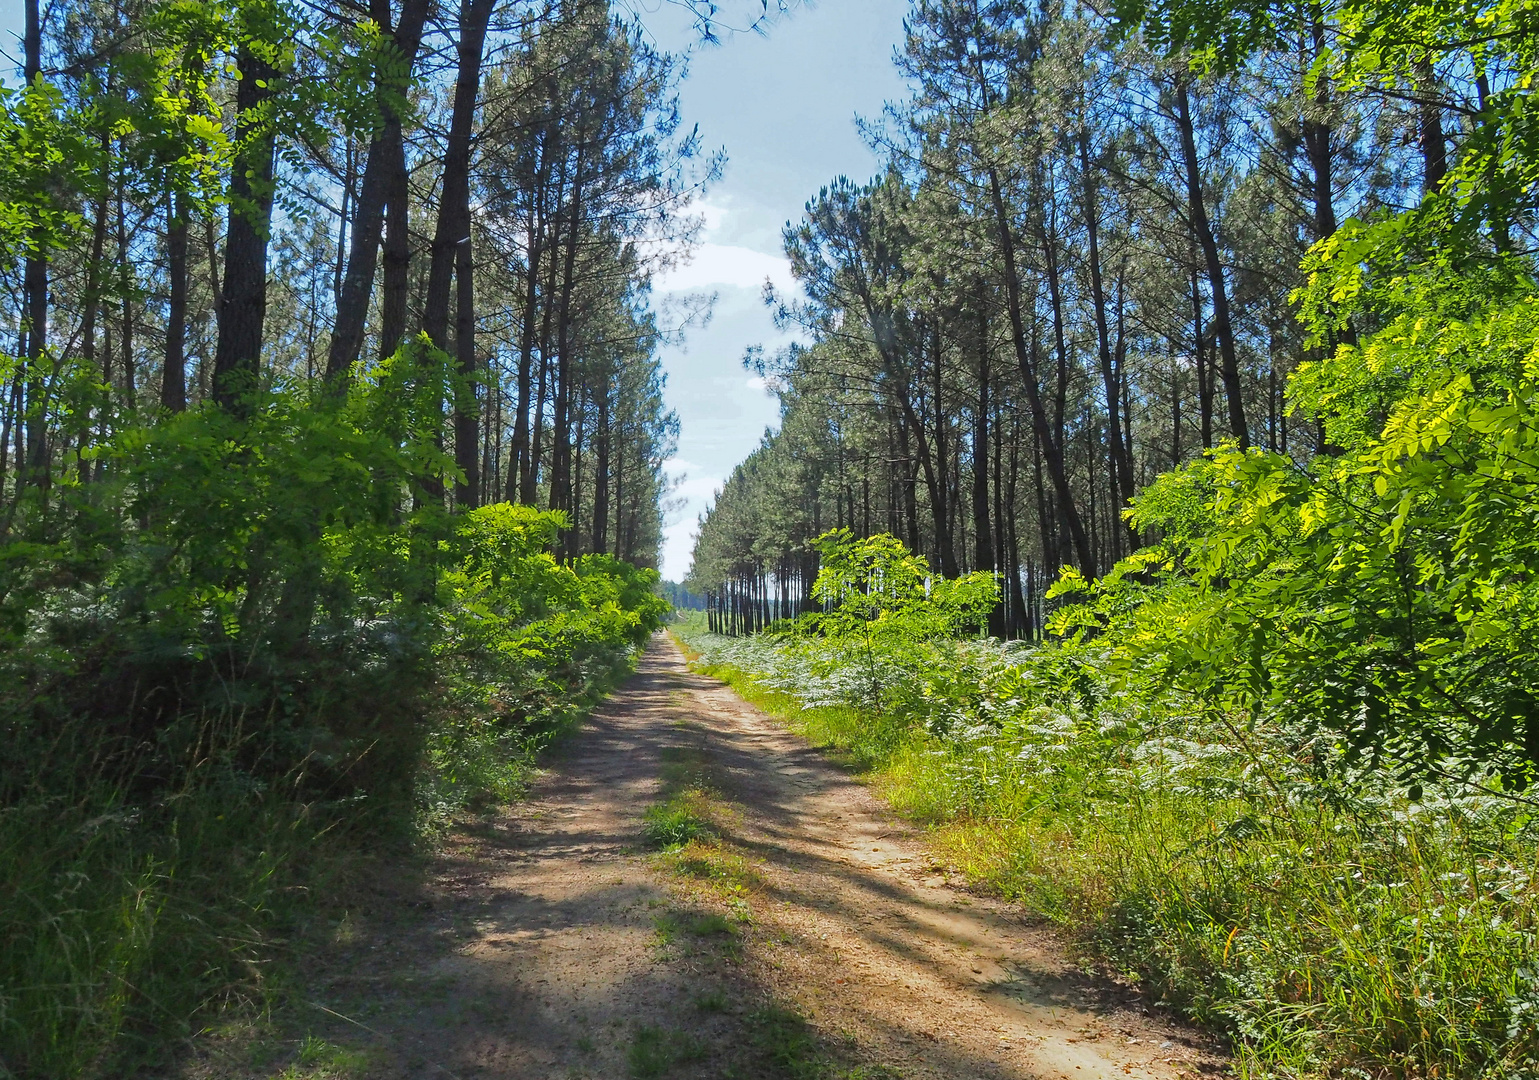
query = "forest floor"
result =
(186, 633, 1225, 1080)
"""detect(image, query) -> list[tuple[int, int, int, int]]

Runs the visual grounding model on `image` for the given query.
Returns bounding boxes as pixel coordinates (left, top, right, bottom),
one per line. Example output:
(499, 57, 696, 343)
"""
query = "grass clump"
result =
(659, 836, 762, 898)
(643, 788, 717, 849)
(694, 988, 731, 1013)
(746, 1005, 828, 1080)
(628, 1023, 707, 1077)
(653, 907, 739, 953)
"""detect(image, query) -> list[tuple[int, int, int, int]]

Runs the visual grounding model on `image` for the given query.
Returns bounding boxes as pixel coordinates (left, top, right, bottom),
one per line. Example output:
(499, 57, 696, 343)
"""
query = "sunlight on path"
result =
(295, 634, 1221, 1080)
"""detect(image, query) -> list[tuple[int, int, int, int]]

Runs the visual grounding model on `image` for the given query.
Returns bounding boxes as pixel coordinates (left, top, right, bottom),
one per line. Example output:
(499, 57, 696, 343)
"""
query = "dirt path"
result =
(266, 634, 1221, 1080)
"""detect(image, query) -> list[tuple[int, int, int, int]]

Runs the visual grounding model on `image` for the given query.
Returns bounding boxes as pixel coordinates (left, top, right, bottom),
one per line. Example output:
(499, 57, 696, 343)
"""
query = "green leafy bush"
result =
(677, 509, 1539, 1077)
(1049, 265, 1539, 794)
(775, 528, 997, 720)
(0, 356, 666, 1076)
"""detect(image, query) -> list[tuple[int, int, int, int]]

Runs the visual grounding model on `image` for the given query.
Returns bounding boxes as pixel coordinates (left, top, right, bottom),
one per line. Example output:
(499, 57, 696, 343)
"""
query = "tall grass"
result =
(0, 635, 647, 1079)
(675, 616, 1539, 1079)
(0, 720, 335, 1077)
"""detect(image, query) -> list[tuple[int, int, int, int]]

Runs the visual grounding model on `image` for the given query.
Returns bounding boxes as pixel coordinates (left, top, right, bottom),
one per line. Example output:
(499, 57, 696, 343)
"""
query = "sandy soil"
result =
(229, 633, 1224, 1080)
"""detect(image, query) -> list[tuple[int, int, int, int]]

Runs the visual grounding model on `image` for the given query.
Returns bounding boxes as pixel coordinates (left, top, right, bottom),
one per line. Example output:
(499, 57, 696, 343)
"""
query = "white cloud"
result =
(663, 458, 724, 514)
(745, 374, 785, 396)
(654, 243, 796, 295)
(650, 196, 797, 297)
(698, 199, 729, 235)
(660, 519, 700, 583)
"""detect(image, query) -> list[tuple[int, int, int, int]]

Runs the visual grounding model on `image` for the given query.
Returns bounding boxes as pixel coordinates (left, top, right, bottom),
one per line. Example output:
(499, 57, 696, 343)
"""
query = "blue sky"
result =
(0, 0, 911, 580)
(643, 0, 909, 579)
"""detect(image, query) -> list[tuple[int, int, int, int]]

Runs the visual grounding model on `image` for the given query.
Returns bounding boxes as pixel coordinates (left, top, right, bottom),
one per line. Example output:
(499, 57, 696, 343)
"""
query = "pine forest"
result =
(3, 0, 1539, 1075)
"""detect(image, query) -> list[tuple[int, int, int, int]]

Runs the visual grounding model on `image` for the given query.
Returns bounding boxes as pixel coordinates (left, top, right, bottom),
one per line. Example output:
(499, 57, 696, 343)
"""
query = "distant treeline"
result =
(660, 579, 708, 611)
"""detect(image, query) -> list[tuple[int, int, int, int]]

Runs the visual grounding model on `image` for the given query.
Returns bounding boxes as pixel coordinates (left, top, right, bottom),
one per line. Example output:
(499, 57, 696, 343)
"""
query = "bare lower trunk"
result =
(990, 165, 1094, 576)
(1175, 78, 1248, 449)
(212, 46, 277, 414)
(327, 0, 430, 381)
(453, 234, 479, 508)
(162, 191, 188, 411)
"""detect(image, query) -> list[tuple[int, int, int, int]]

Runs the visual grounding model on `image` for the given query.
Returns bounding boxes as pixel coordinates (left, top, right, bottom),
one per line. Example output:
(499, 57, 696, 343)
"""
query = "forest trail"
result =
(274, 634, 1220, 1080)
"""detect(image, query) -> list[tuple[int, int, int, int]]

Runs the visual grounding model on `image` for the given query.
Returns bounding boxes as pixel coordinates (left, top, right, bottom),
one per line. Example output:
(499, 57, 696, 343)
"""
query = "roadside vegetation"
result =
(1, 441, 666, 1076)
(678, 528, 1539, 1079)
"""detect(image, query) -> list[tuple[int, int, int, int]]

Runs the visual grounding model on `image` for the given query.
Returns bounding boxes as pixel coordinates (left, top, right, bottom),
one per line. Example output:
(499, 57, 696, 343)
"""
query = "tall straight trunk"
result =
(162, 191, 188, 411)
(1079, 129, 1134, 546)
(1169, 340, 1182, 465)
(378, 125, 411, 362)
(991, 394, 1008, 634)
(972, 324, 1001, 633)
(79, 156, 109, 463)
(895, 412, 920, 551)
(1031, 408, 1055, 577)
(1004, 409, 1027, 637)
(419, 0, 493, 506)
(971, 318, 994, 575)
(526, 329, 551, 503)
(1040, 212, 1071, 465)
(204, 214, 222, 333)
(591, 381, 610, 554)
(610, 420, 624, 558)
(1268, 336, 1279, 452)
(118, 184, 136, 411)
(1415, 55, 1447, 193)
(453, 233, 479, 507)
(569, 394, 586, 546)
(0, 363, 18, 497)
(486, 369, 500, 503)
(1175, 78, 1248, 448)
(524, 157, 568, 504)
(1302, 16, 1338, 242)
(1191, 263, 1213, 448)
(929, 321, 958, 577)
(1115, 273, 1136, 549)
(422, 0, 494, 349)
(20, 0, 48, 487)
(508, 161, 548, 501)
(327, 0, 430, 380)
(333, 139, 353, 315)
(549, 144, 587, 518)
(212, 46, 278, 413)
(990, 165, 1094, 575)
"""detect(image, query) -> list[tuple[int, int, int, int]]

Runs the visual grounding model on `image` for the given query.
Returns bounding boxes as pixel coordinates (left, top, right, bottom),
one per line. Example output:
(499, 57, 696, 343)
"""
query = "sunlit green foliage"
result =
(0, 349, 666, 1076)
(778, 528, 997, 717)
(680, 614, 1539, 1078)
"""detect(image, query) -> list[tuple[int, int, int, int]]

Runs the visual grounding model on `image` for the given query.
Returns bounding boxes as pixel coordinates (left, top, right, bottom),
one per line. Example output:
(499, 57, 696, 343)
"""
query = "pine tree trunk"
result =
(162, 191, 188, 412)
(1174, 77, 1248, 448)
(212, 46, 278, 414)
(20, 0, 49, 490)
(988, 165, 1095, 577)
(1080, 130, 1134, 551)
(453, 232, 480, 508)
(327, 0, 430, 380)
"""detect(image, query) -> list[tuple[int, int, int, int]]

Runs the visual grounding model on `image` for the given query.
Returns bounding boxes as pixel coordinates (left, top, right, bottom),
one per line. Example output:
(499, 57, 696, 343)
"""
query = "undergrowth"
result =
(0, 428, 664, 1078)
(674, 615, 1539, 1080)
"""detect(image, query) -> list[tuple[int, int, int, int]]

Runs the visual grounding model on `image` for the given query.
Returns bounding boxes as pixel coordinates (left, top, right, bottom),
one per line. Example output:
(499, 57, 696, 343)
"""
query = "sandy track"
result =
(277, 633, 1221, 1080)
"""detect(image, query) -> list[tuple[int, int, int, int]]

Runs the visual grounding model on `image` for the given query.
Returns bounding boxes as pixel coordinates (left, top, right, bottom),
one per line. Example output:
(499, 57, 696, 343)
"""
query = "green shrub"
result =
(676, 562, 1539, 1078)
(0, 366, 667, 1076)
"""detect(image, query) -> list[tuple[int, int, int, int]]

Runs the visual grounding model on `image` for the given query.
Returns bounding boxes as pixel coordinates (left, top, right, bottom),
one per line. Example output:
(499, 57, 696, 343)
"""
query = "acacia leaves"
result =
(777, 529, 998, 716)
(802, 528, 998, 643)
(1056, 272, 1539, 790)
